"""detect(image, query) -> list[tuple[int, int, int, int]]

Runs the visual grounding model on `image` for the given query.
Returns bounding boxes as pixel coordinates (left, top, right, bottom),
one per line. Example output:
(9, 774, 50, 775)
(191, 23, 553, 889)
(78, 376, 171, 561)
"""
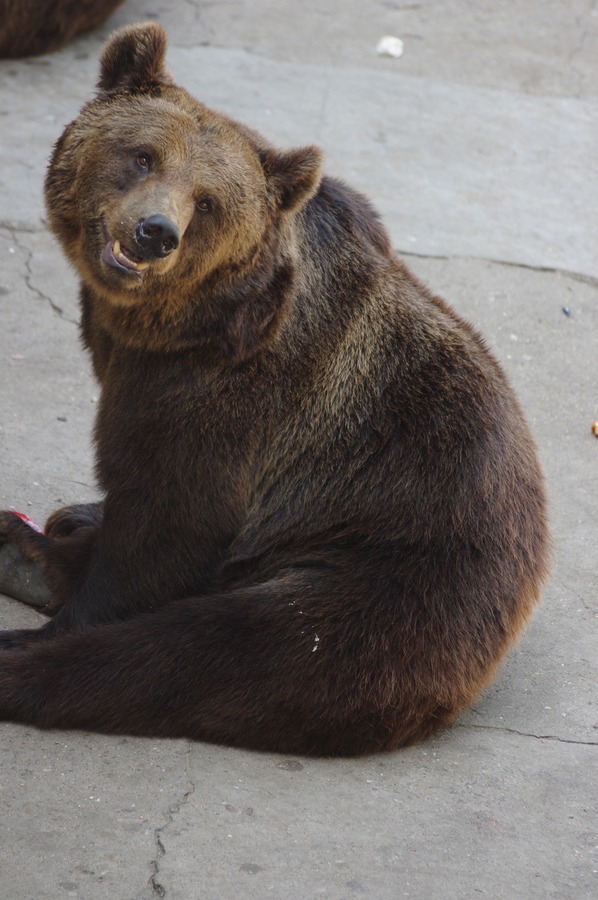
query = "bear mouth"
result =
(102, 239, 150, 275)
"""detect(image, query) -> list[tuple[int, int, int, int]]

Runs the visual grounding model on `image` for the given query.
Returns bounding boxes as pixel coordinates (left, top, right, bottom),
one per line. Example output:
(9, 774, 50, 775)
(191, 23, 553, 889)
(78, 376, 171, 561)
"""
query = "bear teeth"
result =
(113, 239, 149, 271)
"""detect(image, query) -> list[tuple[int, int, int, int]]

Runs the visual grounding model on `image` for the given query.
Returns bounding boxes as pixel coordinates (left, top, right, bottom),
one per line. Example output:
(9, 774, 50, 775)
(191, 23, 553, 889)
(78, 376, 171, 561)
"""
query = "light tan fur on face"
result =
(52, 95, 272, 309)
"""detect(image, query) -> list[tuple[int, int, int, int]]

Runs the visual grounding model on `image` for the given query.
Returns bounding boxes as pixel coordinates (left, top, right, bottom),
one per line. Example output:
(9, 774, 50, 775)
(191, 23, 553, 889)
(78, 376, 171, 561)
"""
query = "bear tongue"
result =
(103, 239, 149, 273)
(113, 239, 150, 271)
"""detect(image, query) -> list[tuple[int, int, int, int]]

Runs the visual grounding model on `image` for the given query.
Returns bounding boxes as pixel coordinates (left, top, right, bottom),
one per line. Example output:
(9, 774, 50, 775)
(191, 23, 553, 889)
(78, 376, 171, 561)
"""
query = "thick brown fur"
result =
(0, 24, 550, 756)
(0, 0, 125, 58)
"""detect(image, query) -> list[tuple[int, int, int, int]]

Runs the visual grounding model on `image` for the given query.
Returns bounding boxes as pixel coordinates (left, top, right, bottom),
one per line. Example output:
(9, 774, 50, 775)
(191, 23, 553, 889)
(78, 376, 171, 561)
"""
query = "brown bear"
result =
(0, 23, 550, 756)
(0, 0, 125, 58)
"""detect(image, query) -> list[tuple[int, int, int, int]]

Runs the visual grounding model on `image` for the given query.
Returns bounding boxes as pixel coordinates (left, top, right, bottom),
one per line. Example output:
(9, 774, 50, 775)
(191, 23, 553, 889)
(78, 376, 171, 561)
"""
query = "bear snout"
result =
(135, 214, 180, 259)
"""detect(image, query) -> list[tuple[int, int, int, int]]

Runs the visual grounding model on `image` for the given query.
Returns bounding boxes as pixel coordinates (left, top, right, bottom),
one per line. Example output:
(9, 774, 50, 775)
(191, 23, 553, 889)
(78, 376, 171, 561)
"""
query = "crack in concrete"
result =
(6, 228, 78, 325)
(457, 722, 598, 746)
(0, 221, 47, 234)
(399, 247, 598, 288)
(552, 577, 595, 615)
(149, 742, 196, 898)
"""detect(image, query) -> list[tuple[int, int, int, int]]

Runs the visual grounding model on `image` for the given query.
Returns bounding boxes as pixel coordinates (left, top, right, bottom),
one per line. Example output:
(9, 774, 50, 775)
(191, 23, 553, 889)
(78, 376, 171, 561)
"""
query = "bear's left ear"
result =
(259, 146, 324, 213)
(98, 23, 174, 92)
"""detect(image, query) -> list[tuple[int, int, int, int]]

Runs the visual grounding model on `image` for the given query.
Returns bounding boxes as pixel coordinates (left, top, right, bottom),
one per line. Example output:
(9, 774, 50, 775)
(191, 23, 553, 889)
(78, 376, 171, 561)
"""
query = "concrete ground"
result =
(0, 1, 597, 897)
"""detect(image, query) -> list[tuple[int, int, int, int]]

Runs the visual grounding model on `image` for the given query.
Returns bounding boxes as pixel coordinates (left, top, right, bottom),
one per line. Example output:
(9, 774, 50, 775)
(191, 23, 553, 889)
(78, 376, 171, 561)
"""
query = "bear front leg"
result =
(38, 491, 234, 636)
(0, 511, 54, 649)
(0, 508, 101, 649)
(0, 511, 52, 609)
(0, 506, 102, 607)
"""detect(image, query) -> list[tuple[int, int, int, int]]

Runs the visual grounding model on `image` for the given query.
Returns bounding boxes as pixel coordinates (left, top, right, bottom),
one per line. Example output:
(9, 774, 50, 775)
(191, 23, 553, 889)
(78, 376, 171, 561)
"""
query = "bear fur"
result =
(0, 0, 125, 58)
(0, 23, 550, 756)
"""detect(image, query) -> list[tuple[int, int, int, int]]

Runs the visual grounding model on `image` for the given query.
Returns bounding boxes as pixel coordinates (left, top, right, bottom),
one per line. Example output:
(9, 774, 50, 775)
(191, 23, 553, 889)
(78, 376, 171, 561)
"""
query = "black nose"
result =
(135, 214, 180, 258)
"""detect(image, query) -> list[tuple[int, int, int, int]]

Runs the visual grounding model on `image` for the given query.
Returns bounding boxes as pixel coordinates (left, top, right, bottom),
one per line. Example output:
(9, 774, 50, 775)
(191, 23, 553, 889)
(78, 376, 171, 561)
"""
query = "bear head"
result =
(45, 23, 323, 323)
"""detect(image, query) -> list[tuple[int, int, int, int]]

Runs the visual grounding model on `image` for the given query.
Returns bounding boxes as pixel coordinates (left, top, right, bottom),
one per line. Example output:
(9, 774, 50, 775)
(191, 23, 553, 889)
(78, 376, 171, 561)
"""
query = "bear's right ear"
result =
(98, 23, 174, 92)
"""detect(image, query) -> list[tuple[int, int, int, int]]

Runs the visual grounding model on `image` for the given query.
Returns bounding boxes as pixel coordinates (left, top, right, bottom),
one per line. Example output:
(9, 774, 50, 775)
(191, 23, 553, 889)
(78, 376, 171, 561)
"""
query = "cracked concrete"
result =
(154, 732, 598, 900)
(149, 746, 197, 899)
(0, 1, 597, 898)
(456, 723, 598, 747)
(6, 229, 72, 321)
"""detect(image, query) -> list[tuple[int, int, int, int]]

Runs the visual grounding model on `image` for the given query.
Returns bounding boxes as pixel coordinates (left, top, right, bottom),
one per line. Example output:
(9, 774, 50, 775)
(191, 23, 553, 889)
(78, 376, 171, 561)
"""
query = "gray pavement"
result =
(0, 1, 597, 897)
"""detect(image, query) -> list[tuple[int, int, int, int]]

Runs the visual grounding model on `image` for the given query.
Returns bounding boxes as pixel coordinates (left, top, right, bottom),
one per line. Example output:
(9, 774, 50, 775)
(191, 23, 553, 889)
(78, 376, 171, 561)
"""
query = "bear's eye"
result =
(196, 197, 214, 214)
(135, 152, 152, 172)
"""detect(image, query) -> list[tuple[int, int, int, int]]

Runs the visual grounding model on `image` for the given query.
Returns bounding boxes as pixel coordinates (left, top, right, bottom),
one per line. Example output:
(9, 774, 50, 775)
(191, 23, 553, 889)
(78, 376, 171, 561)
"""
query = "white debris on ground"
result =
(376, 35, 404, 58)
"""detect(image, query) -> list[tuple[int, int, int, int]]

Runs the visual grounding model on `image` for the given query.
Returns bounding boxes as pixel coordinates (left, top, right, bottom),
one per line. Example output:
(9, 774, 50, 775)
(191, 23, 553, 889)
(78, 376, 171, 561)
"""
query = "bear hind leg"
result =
(0, 579, 434, 755)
